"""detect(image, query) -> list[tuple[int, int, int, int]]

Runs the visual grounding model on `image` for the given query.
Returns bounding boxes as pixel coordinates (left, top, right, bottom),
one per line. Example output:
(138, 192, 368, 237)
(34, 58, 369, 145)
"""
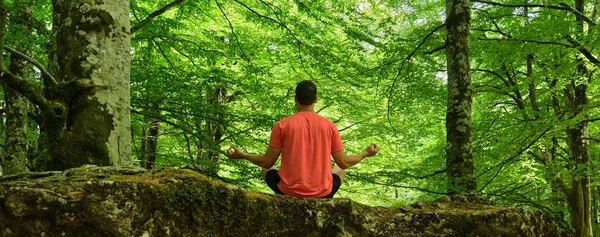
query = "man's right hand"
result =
(226, 146, 246, 159)
(364, 143, 379, 157)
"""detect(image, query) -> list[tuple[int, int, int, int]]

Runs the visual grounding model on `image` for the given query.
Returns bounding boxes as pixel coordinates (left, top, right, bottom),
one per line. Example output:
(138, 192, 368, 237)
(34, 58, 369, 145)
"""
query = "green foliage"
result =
(0, 0, 599, 234)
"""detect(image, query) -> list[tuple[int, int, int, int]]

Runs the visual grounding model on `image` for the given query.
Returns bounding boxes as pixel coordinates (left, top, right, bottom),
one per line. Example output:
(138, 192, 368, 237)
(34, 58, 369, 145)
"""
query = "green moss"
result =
(0, 167, 572, 237)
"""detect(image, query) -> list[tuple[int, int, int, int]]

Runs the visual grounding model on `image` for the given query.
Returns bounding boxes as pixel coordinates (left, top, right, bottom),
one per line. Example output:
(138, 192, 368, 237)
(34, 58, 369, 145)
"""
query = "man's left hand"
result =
(364, 143, 379, 157)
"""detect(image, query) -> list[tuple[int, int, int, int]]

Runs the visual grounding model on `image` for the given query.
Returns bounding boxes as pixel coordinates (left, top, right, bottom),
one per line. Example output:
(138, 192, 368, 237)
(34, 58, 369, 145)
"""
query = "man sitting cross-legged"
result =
(226, 80, 379, 198)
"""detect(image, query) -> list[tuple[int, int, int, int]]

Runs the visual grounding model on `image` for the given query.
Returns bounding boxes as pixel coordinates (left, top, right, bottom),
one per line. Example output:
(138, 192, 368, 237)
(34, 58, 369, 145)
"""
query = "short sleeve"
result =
(331, 123, 344, 153)
(269, 122, 283, 149)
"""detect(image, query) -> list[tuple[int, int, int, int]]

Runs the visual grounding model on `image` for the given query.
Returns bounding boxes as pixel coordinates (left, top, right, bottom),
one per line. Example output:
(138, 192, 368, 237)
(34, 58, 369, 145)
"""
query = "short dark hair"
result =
(295, 80, 317, 106)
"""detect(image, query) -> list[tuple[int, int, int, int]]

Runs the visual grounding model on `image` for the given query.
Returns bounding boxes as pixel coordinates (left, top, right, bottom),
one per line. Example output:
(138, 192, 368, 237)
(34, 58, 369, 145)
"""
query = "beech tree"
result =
(0, 0, 131, 170)
(445, 0, 476, 194)
(1, 0, 32, 174)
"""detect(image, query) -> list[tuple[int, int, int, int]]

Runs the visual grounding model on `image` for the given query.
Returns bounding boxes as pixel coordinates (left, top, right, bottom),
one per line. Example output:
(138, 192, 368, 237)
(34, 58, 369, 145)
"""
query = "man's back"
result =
(225, 80, 379, 198)
(269, 112, 344, 197)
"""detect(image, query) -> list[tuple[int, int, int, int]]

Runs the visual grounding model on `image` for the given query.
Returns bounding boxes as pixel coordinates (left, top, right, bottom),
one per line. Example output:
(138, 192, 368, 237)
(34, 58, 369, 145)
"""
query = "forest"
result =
(0, 0, 598, 236)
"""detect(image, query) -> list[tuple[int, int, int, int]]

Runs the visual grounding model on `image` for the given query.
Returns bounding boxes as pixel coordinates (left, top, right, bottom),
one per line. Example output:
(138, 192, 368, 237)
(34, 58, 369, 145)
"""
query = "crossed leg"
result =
(262, 166, 345, 183)
(332, 165, 346, 183)
(261, 167, 277, 179)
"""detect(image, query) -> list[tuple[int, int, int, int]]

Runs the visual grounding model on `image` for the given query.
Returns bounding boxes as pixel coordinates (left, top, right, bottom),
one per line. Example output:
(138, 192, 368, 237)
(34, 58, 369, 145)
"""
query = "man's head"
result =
(295, 80, 317, 106)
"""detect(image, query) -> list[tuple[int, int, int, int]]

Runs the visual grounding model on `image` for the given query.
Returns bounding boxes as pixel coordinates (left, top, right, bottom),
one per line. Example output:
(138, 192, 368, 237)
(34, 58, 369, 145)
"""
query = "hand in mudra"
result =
(226, 146, 246, 159)
(364, 143, 379, 157)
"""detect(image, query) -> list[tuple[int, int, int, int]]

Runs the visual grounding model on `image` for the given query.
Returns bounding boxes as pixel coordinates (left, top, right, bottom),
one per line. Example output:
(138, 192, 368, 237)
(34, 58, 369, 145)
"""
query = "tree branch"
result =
(215, 0, 253, 66)
(364, 23, 446, 73)
(413, 168, 447, 179)
(423, 45, 445, 55)
(131, 0, 186, 33)
(0, 1, 57, 118)
(477, 124, 554, 192)
(351, 174, 447, 195)
(476, 37, 573, 48)
(4, 45, 58, 86)
(473, 0, 596, 26)
(230, 0, 307, 47)
(0, 70, 57, 117)
(151, 39, 180, 76)
(565, 36, 600, 66)
(473, 0, 570, 10)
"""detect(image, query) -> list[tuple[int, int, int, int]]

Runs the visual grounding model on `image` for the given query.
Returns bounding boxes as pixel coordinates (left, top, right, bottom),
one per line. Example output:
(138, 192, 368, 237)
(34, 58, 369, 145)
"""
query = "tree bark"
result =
(445, 0, 476, 194)
(1, 0, 32, 175)
(141, 103, 160, 170)
(566, 79, 593, 237)
(566, 1, 593, 236)
(36, 0, 132, 170)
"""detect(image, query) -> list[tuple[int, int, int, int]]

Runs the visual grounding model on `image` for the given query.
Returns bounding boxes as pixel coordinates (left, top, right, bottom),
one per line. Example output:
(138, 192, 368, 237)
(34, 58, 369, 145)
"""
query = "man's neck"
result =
(296, 106, 315, 113)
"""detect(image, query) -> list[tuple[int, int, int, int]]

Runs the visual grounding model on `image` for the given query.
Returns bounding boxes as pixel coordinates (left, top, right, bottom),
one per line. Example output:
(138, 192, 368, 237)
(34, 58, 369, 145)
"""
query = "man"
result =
(226, 80, 379, 198)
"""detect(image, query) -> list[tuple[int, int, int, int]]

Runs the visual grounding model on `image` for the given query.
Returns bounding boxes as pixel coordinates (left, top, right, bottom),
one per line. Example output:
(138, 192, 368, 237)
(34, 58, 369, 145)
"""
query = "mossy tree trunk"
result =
(0, 0, 132, 171)
(566, 1, 593, 236)
(444, 0, 476, 194)
(2, 0, 32, 175)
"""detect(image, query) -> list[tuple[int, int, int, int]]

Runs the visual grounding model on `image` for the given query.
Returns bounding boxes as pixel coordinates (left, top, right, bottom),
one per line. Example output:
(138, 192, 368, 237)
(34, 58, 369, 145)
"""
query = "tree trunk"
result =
(445, 0, 476, 194)
(38, 0, 131, 170)
(565, 79, 593, 237)
(2, 0, 32, 175)
(566, 1, 593, 235)
(141, 112, 160, 169)
(594, 186, 599, 235)
(195, 86, 225, 177)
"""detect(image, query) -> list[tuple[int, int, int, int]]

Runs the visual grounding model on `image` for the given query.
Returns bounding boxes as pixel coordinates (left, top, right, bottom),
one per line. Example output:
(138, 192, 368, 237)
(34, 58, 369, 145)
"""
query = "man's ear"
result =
(313, 96, 318, 105)
(294, 96, 298, 103)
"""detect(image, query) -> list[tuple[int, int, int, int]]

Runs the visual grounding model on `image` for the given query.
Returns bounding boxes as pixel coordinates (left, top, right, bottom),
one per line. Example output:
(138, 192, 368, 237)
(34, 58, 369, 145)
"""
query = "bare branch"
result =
(351, 174, 447, 195)
(4, 45, 58, 86)
(477, 125, 553, 192)
(472, 28, 509, 37)
(230, 0, 307, 47)
(423, 45, 445, 55)
(473, 0, 596, 26)
(412, 168, 447, 179)
(382, 23, 445, 134)
(473, 0, 570, 10)
(476, 37, 573, 47)
(583, 137, 600, 142)
(364, 23, 446, 73)
(215, 0, 253, 66)
(131, 0, 186, 33)
(151, 39, 180, 76)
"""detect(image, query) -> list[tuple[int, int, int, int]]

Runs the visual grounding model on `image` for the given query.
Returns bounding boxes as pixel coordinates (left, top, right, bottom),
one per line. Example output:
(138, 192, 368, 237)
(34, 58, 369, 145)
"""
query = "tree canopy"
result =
(0, 0, 598, 235)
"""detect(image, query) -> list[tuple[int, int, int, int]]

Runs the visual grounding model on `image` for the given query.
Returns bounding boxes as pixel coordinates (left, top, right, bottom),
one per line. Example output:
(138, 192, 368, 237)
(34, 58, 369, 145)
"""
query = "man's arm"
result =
(332, 143, 379, 169)
(226, 146, 281, 169)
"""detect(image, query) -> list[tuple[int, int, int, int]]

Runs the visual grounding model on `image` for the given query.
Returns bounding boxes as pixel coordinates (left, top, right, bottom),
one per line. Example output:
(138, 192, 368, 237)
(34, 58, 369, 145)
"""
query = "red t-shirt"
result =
(268, 111, 344, 197)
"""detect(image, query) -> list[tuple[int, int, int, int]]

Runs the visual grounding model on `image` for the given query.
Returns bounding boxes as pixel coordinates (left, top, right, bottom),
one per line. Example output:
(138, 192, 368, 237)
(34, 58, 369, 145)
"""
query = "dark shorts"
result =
(264, 169, 342, 198)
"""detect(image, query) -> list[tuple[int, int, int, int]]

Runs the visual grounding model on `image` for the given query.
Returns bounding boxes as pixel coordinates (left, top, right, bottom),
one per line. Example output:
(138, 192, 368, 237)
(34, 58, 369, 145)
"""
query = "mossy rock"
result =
(0, 165, 571, 237)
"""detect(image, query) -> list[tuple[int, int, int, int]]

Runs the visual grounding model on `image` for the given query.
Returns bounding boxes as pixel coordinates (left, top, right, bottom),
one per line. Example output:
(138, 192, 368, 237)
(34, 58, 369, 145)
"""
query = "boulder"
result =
(0, 165, 570, 236)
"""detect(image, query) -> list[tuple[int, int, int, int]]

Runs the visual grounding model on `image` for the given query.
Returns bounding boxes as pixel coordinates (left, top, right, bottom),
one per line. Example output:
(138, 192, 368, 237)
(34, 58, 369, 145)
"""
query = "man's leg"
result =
(263, 167, 284, 195)
(323, 166, 346, 198)
(332, 165, 346, 183)
(262, 167, 278, 180)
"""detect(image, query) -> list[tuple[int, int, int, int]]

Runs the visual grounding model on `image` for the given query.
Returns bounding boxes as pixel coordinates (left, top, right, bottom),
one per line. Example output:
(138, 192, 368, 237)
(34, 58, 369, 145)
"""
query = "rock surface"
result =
(0, 165, 571, 237)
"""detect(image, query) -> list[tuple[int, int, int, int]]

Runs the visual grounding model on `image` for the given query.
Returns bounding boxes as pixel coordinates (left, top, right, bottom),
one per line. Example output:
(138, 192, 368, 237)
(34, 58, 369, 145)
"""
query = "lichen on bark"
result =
(1, 0, 33, 175)
(445, 0, 476, 194)
(37, 0, 131, 170)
